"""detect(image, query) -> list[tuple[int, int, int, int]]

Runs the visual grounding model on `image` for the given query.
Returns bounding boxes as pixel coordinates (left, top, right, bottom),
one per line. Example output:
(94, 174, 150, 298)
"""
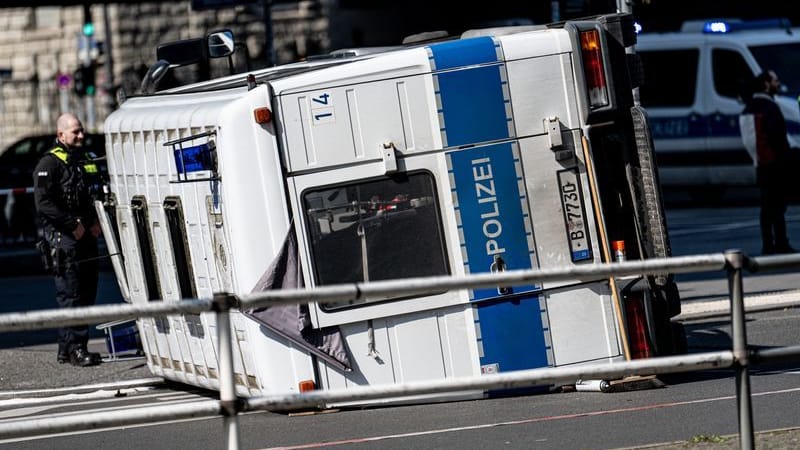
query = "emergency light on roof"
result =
(174, 143, 214, 174)
(696, 18, 792, 34)
(164, 130, 218, 183)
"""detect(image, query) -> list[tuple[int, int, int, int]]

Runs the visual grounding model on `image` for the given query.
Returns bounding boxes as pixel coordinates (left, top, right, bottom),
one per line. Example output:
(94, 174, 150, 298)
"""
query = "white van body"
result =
(635, 19, 800, 195)
(99, 14, 683, 406)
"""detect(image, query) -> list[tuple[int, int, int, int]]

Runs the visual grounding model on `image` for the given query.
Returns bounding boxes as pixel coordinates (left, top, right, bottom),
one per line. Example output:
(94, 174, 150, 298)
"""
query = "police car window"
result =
(750, 43, 800, 95)
(303, 171, 449, 310)
(712, 49, 752, 99)
(11, 139, 34, 156)
(638, 49, 698, 107)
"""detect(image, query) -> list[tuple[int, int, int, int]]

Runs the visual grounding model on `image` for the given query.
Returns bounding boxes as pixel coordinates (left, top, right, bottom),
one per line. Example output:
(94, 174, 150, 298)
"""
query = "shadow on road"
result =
(0, 269, 124, 349)
(660, 316, 800, 387)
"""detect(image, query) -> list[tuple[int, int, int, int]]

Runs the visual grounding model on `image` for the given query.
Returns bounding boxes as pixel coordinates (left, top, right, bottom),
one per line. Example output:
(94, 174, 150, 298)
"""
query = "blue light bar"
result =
(703, 21, 730, 33)
(702, 18, 791, 34)
(174, 143, 214, 174)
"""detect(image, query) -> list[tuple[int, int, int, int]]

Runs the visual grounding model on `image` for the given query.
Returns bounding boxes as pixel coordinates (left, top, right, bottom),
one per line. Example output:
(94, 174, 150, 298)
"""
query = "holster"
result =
(53, 246, 66, 275)
(35, 240, 54, 273)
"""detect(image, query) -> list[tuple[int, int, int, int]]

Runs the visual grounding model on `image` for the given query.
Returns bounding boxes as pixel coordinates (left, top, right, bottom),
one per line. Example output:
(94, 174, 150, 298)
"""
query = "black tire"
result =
(670, 321, 688, 355)
(650, 294, 675, 356)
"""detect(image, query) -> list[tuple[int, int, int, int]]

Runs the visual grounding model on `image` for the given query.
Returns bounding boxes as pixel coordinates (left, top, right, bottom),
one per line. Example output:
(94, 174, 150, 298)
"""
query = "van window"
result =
(638, 49, 699, 107)
(303, 171, 449, 309)
(750, 43, 800, 95)
(711, 48, 752, 99)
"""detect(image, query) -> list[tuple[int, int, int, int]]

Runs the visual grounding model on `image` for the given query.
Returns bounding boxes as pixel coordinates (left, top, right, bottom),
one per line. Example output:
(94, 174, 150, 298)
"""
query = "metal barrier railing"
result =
(1, 250, 799, 450)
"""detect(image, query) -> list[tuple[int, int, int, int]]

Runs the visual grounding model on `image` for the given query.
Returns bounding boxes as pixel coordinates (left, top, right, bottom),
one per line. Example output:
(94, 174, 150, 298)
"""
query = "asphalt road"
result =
(2, 309, 800, 450)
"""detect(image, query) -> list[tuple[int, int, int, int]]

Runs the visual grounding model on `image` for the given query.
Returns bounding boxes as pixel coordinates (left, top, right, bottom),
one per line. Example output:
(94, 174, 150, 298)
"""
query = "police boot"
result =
(69, 348, 99, 367)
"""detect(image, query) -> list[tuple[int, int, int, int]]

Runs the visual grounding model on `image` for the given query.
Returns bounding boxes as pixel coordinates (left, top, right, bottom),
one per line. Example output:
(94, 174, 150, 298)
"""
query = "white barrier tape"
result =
(0, 187, 34, 196)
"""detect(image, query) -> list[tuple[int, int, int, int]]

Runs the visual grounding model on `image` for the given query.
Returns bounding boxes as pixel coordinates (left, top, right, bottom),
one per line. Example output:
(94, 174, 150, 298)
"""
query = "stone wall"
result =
(0, 2, 330, 152)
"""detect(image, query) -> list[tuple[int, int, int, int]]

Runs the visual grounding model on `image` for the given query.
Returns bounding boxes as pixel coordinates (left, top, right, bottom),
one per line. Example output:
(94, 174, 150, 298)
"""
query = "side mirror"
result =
(207, 30, 235, 59)
(148, 29, 237, 88)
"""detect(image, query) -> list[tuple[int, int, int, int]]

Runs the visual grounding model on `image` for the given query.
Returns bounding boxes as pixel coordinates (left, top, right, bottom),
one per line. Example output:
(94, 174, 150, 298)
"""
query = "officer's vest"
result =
(49, 146, 99, 174)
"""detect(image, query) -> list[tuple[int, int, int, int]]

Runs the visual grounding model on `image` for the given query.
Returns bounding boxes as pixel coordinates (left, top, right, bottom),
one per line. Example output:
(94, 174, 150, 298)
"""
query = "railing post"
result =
(213, 292, 241, 450)
(725, 250, 754, 450)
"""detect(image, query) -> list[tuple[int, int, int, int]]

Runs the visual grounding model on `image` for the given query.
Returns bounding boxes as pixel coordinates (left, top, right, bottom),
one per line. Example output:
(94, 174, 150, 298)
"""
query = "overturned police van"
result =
(97, 13, 685, 405)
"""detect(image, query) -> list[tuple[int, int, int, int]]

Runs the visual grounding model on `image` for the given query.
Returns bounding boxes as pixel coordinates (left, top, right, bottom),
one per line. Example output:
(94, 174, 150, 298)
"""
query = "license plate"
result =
(557, 169, 593, 262)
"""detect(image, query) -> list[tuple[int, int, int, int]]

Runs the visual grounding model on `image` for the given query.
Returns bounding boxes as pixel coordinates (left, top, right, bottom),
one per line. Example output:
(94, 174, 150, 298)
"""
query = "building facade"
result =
(0, 1, 330, 151)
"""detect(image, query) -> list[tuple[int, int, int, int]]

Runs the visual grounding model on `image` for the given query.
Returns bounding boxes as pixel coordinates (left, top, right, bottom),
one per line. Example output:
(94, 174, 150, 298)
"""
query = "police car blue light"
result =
(701, 18, 791, 34)
(703, 21, 730, 33)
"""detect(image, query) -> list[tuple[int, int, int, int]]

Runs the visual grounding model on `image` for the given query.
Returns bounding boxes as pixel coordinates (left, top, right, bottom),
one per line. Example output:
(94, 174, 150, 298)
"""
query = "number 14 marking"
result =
(310, 92, 334, 123)
(312, 93, 330, 105)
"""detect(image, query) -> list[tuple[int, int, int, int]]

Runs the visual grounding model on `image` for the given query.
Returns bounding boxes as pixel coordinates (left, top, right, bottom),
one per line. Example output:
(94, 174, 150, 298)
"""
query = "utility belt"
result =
(36, 228, 98, 275)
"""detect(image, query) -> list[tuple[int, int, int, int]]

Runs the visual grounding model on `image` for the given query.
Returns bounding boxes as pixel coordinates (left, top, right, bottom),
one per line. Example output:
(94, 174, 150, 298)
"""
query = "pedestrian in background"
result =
(740, 70, 796, 255)
(33, 113, 104, 367)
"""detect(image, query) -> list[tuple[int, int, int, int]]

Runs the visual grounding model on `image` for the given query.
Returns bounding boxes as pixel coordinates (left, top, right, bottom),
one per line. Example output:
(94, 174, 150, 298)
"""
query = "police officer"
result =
(33, 113, 104, 367)
(742, 70, 796, 255)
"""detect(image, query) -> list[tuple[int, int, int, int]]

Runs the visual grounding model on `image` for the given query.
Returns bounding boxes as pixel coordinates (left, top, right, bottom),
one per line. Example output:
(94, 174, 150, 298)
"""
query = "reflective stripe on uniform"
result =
(50, 146, 69, 163)
(50, 146, 98, 173)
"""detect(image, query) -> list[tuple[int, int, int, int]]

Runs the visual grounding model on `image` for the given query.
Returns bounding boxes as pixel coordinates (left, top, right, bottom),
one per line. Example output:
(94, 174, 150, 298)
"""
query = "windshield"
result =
(749, 42, 800, 96)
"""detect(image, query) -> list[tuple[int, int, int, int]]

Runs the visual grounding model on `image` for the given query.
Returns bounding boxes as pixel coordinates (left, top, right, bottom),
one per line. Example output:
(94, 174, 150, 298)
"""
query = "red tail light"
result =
(625, 293, 652, 359)
(579, 29, 609, 109)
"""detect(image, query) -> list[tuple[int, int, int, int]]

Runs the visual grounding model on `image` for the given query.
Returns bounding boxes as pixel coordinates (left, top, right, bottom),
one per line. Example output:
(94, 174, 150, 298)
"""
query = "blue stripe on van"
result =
(430, 37, 510, 147)
(434, 38, 549, 374)
(476, 299, 550, 373)
(448, 143, 536, 299)
(429, 36, 498, 69)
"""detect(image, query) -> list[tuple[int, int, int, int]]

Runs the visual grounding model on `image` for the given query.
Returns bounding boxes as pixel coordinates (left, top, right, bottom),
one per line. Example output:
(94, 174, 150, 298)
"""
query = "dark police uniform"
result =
(33, 142, 103, 365)
(742, 92, 794, 254)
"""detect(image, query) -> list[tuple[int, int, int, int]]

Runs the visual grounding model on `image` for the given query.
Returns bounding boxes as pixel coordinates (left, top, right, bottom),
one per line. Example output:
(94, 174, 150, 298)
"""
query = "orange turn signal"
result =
(298, 380, 316, 392)
(254, 107, 272, 124)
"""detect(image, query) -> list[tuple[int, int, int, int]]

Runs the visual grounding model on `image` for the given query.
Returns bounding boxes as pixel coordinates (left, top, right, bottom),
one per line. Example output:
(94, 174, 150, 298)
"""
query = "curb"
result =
(676, 289, 800, 321)
(0, 377, 165, 401)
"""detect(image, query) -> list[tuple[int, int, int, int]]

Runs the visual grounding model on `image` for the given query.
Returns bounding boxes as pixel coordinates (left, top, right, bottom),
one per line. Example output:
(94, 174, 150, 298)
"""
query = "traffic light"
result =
(83, 65, 96, 96)
(82, 21, 94, 37)
(73, 65, 95, 97)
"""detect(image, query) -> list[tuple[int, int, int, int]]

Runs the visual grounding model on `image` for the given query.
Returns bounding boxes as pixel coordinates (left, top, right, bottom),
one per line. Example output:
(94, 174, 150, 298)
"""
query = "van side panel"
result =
(216, 85, 291, 293)
(276, 49, 438, 173)
(282, 30, 623, 395)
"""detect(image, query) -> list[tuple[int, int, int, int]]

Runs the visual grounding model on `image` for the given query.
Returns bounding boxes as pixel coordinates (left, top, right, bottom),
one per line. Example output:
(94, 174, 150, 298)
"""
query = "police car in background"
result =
(635, 18, 800, 201)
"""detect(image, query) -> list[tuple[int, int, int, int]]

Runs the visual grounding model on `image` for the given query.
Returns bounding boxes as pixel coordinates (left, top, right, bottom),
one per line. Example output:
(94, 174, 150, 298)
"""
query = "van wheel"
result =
(688, 187, 725, 205)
